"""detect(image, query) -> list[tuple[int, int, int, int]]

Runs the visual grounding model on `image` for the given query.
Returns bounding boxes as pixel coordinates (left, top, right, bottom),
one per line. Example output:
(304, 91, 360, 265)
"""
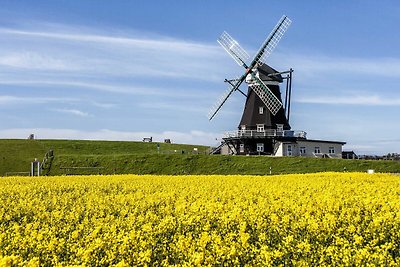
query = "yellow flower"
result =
(0, 172, 399, 265)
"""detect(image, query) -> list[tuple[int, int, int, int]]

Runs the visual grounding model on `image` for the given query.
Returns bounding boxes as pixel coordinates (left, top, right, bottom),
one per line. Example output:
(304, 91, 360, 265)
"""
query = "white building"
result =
(217, 129, 345, 158)
(274, 139, 345, 158)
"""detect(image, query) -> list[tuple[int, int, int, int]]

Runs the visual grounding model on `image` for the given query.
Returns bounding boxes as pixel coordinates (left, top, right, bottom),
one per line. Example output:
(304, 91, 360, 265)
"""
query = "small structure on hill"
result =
(208, 15, 345, 157)
(343, 151, 358, 159)
(143, 137, 152, 142)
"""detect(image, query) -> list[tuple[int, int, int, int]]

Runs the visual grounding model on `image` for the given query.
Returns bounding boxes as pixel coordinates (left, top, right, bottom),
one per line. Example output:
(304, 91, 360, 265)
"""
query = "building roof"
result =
(295, 139, 346, 145)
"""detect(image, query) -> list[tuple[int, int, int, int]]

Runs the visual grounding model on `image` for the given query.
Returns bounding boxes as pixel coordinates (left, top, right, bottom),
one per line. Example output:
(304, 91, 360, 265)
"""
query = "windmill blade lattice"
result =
(218, 31, 250, 68)
(208, 76, 242, 120)
(250, 75, 283, 116)
(252, 15, 291, 66)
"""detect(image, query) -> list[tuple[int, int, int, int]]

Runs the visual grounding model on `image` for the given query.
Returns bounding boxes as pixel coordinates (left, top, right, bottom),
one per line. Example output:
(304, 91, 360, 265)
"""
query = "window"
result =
(329, 147, 335, 154)
(240, 125, 246, 136)
(239, 144, 245, 153)
(314, 147, 321, 154)
(300, 147, 306, 155)
(256, 143, 264, 152)
(257, 124, 264, 132)
(287, 145, 292, 156)
(276, 124, 284, 136)
(259, 106, 264, 114)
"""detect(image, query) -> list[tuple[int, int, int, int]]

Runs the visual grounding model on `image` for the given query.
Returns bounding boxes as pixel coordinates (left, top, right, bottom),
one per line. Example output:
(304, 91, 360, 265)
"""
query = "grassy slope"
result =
(51, 154, 400, 176)
(0, 139, 209, 175)
(1, 139, 399, 176)
(0, 140, 48, 175)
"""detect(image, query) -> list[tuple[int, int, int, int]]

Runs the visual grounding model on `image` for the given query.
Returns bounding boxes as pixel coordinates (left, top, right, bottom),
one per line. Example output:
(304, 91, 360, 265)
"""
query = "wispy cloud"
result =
(0, 95, 114, 110)
(296, 94, 400, 106)
(0, 28, 221, 54)
(0, 25, 229, 82)
(0, 23, 231, 103)
(138, 101, 209, 114)
(277, 52, 400, 78)
(0, 79, 209, 99)
(270, 51, 400, 108)
(0, 95, 78, 105)
(0, 52, 74, 70)
(90, 101, 115, 109)
(52, 108, 90, 117)
(0, 80, 156, 94)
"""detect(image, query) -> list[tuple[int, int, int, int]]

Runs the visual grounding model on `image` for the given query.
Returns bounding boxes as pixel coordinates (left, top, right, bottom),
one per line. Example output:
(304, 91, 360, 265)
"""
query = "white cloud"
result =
(277, 52, 400, 78)
(0, 79, 209, 99)
(0, 28, 221, 55)
(0, 25, 232, 100)
(296, 94, 400, 106)
(0, 80, 152, 94)
(0, 26, 229, 82)
(0, 95, 113, 110)
(138, 101, 208, 114)
(52, 109, 90, 117)
(90, 101, 115, 109)
(0, 52, 74, 70)
(270, 51, 400, 109)
(0, 95, 78, 105)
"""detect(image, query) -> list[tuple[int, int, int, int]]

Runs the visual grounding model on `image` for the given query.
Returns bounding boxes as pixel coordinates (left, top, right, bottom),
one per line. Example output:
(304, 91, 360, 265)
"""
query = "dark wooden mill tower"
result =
(209, 15, 298, 155)
(239, 63, 292, 132)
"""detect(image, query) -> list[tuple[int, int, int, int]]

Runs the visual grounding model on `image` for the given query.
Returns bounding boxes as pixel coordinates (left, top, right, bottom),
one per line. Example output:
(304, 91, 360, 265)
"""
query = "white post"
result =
(37, 161, 40, 176)
(31, 159, 40, 176)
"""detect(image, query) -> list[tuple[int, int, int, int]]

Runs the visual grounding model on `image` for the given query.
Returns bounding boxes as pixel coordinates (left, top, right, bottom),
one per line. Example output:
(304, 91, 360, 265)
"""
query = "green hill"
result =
(0, 139, 209, 176)
(0, 139, 399, 176)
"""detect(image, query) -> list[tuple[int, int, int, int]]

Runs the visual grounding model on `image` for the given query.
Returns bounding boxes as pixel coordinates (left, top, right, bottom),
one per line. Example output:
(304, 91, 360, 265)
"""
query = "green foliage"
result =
(50, 154, 400, 176)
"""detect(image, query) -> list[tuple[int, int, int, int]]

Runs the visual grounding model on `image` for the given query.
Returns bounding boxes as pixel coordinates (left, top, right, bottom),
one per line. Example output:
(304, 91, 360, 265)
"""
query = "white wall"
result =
(221, 144, 231, 155)
(280, 141, 343, 158)
(275, 142, 284, 157)
(219, 140, 344, 158)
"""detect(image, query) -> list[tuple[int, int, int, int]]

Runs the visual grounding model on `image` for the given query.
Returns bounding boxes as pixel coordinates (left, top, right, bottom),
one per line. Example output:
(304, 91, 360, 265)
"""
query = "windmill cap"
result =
(257, 63, 283, 83)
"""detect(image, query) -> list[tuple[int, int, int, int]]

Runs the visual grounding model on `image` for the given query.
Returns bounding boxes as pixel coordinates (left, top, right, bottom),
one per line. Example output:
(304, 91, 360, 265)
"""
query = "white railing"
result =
(224, 129, 307, 139)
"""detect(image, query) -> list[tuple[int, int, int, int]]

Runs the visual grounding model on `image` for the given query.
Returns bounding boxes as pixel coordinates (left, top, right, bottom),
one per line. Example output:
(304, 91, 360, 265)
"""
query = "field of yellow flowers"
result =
(1, 172, 400, 266)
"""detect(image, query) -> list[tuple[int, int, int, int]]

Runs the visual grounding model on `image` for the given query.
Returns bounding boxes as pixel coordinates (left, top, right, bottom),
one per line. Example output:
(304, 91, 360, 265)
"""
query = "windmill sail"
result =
(250, 75, 282, 116)
(218, 31, 250, 68)
(208, 76, 244, 120)
(251, 15, 291, 67)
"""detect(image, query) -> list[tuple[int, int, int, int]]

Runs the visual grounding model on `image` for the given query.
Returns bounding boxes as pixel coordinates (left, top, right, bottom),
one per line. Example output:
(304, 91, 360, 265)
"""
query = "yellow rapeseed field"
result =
(0, 172, 400, 266)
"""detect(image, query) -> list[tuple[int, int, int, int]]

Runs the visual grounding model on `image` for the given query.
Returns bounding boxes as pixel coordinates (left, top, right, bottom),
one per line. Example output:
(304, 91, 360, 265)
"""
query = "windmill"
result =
(209, 15, 295, 155)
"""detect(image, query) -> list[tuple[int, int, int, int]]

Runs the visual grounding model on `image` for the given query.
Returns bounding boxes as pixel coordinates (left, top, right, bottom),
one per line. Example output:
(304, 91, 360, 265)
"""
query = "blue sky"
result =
(0, 1, 399, 155)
